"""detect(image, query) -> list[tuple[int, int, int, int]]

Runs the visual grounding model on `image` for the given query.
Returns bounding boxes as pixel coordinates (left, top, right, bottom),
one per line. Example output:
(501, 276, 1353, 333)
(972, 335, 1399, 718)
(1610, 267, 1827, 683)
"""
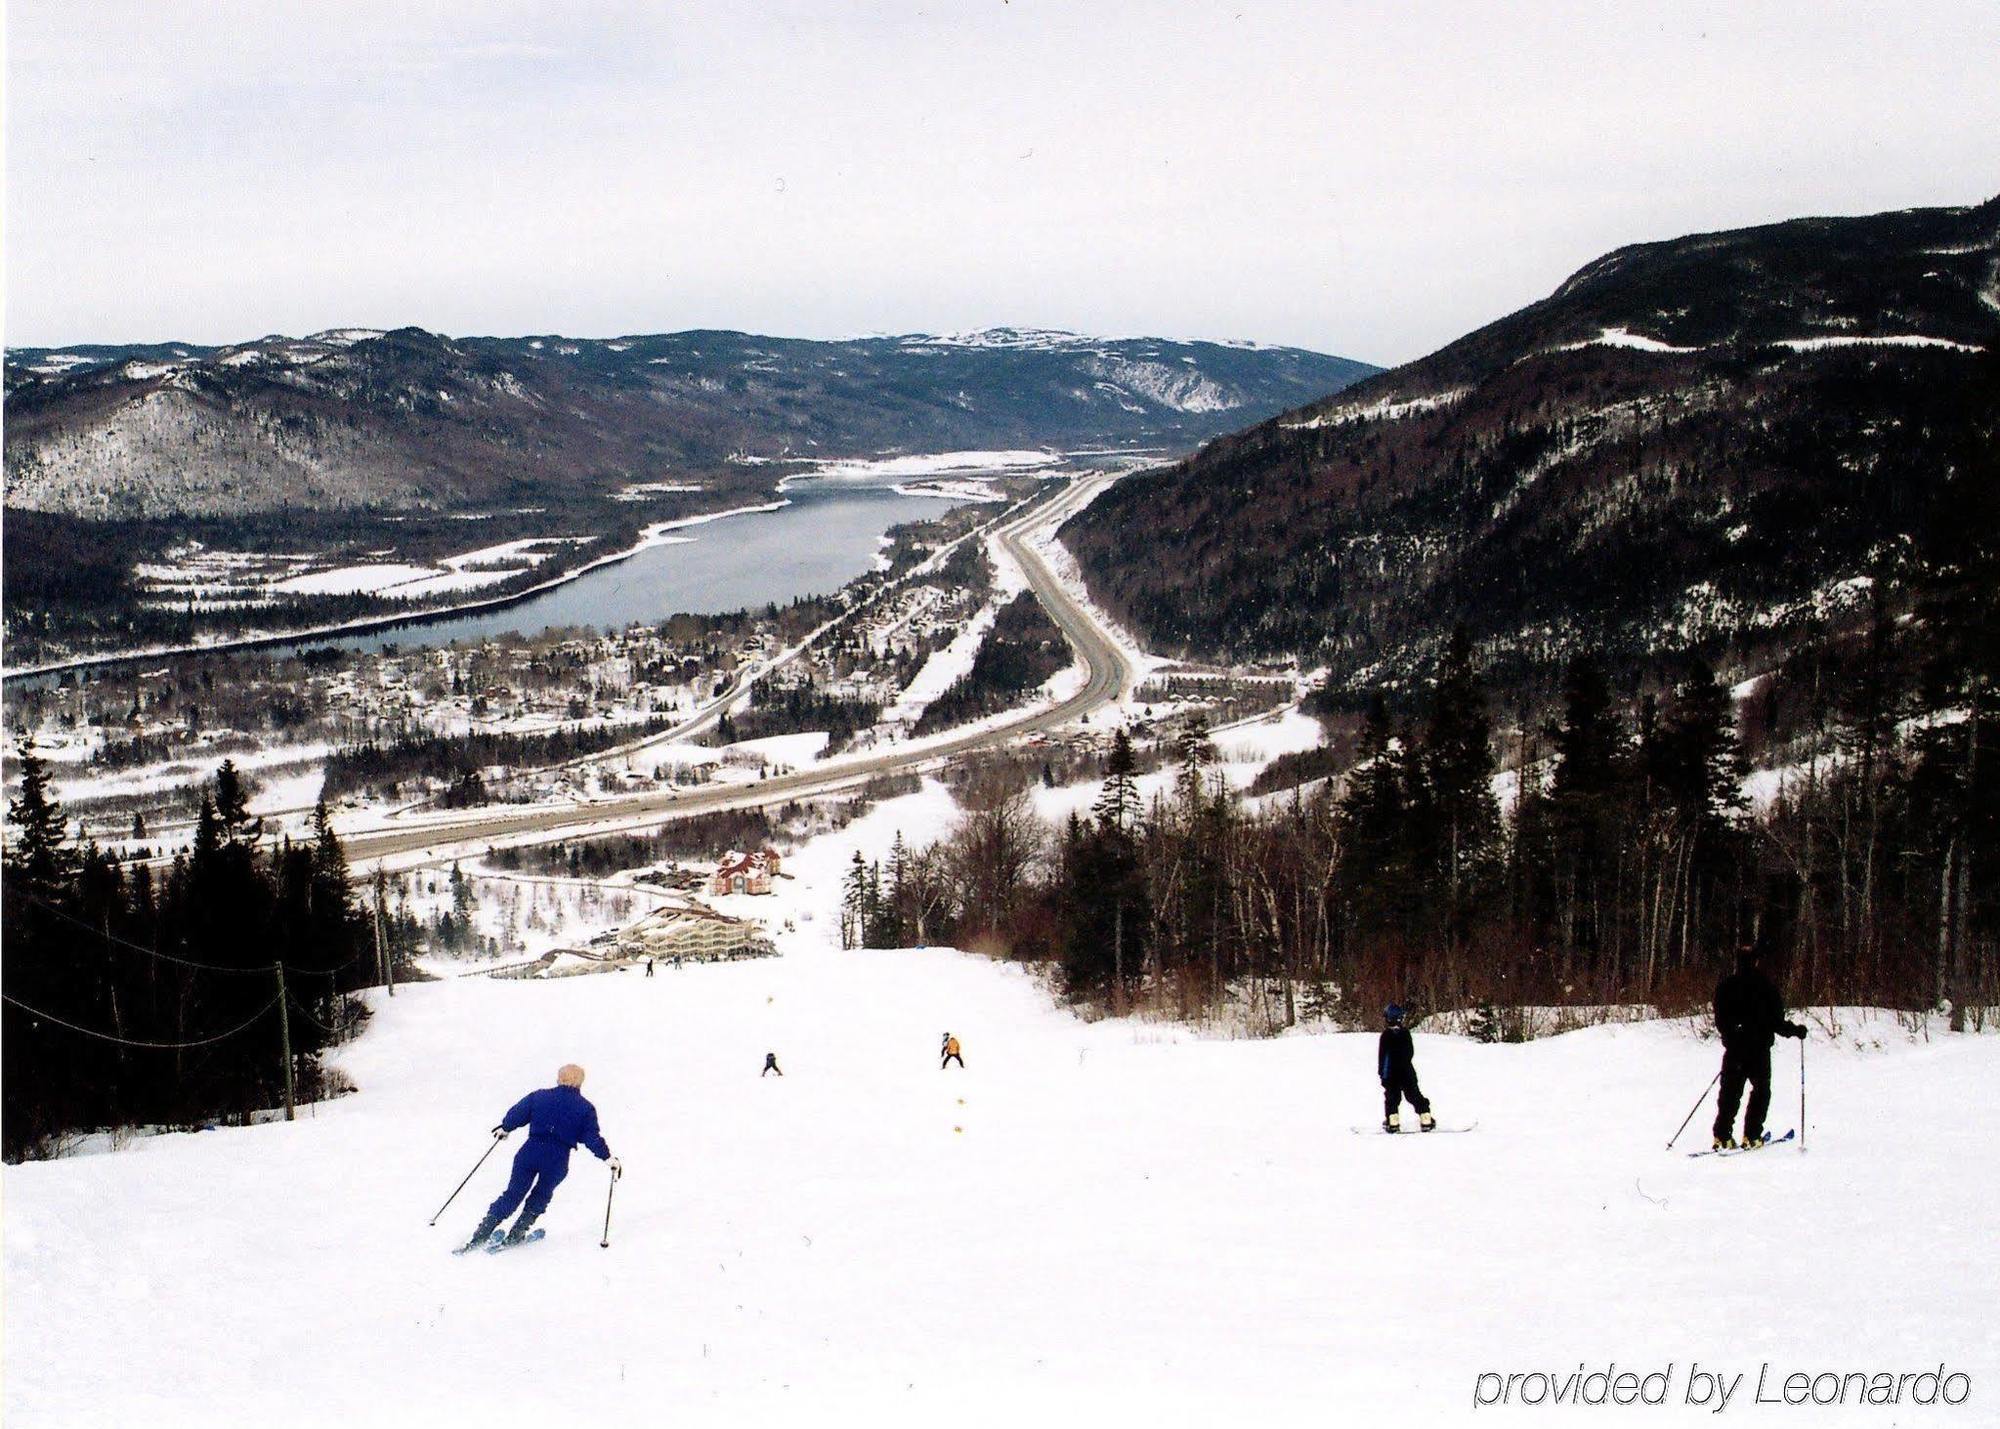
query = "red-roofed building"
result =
(710, 847, 781, 896)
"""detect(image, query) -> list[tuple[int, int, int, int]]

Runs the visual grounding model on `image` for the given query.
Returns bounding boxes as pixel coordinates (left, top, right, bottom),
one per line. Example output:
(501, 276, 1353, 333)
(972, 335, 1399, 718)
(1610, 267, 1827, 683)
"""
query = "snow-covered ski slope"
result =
(7, 789, 1997, 1425)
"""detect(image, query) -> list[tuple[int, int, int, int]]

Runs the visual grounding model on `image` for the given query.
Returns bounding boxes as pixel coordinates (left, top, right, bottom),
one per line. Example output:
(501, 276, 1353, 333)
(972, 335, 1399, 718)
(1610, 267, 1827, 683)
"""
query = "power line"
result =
(1, 990, 284, 1049)
(284, 992, 349, 1038)
(20, 894, 266, 975)
(20, 892, 378, 978)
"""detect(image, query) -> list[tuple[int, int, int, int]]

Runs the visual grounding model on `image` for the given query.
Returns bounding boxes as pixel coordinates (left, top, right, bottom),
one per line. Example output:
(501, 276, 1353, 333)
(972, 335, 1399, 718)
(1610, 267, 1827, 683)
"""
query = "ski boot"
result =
(456, 1214, 501, 1254)
(503, 1212, 543, 1246)
(1383, 1114, 1401, 1134)
(1741, 1130, 1770, 1149)
(1419, 1112, 1436, 1133)
(1711, 1132, 1736, 1151)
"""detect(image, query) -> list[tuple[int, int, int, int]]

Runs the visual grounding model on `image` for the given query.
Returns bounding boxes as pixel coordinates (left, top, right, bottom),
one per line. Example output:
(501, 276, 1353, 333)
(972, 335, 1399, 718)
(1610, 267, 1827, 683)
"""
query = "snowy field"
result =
(8, 794, 1996, 1427)
(781, 449, 1062, 487)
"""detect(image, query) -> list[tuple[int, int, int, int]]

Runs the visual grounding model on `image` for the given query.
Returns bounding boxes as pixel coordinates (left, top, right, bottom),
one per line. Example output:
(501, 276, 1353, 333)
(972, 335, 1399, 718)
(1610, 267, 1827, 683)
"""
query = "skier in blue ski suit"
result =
(461, 1063, 618, 1249)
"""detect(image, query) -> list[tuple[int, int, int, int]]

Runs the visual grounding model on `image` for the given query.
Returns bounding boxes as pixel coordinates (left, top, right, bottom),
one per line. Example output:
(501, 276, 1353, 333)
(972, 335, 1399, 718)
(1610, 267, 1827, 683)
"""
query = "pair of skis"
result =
(1688, 1129, 1796, 1158)
(452, 1228, 547, 1256)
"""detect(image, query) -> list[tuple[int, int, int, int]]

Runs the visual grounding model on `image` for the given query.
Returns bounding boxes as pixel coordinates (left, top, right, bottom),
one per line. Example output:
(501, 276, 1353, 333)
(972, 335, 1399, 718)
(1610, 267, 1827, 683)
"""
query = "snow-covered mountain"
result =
(1065, 196, 2000, 706)
(2, 327, 1376, 521)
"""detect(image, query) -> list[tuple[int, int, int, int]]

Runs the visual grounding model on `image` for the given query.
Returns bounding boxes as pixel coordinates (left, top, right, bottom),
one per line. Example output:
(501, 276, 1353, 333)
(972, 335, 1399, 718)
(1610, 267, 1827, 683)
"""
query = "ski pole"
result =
(1667, 1068, 1723, 1151)
(429, 1129, 506, 1226)
(600, 1161, 620, 1249)
(1798, 1035, 1807, 1153)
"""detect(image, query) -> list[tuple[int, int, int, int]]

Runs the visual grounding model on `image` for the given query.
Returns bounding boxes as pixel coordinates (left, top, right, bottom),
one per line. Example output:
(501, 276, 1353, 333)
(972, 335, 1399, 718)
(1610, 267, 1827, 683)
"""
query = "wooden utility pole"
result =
(274, 962, 295, 1122)
(373, 867, 394, 997)
(1112, 901, 1125, 1015)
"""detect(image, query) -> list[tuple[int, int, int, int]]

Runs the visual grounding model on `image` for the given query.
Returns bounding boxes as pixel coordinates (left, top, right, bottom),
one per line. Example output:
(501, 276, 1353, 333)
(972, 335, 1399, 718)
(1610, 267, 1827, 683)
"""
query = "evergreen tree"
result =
(840, 850, 868, 949)
(450, 861, 476, 925)
(1550, 655, 1623, 803)
(4, 746, 82, 1154)
(214, 759, 250, 834)
(1414, 625, 1501, 908)
(1092, 728, 1140, 833)
(1177, 715, 1215, 768)
(877, 835, 910, 947)
(1057, 808, 1151, 1002)
(1654, 659, 1747, 834)
(309, 799, 350, 898)
(129, 862, 158, 937)
(867, 861, 887, 947)
(1174, 715, 1215, 816)
(1535, 654, 1632, 958)
(6, 742, 74, 901)
(1336, 694, 1415, 937)
(191, 793, 223, 867)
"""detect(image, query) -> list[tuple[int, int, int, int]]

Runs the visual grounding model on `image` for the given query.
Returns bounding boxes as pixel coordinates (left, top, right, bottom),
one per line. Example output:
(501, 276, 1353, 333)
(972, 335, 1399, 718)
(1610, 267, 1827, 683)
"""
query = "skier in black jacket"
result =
(1378, 1004, 1434, 1132)
(1711, 944, 1807, 1149)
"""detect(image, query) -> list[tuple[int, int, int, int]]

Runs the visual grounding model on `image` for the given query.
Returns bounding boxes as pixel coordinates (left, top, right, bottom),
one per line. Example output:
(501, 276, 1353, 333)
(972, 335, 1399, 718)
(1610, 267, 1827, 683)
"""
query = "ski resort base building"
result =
(616, 903, 776, 963)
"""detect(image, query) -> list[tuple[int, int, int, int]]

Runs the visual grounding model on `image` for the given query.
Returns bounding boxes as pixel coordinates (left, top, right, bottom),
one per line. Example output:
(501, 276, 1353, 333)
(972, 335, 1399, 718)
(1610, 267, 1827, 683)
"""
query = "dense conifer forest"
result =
(3, 751, 390, 1159)
(847, 623, 1996, 1031)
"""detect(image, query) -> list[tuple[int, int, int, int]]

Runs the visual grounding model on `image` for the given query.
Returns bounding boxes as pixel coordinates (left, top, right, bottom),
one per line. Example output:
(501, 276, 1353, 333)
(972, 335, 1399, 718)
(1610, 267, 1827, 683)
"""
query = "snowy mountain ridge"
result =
(1064, 194, 2000, 712)
(3, 326, 1377, 521)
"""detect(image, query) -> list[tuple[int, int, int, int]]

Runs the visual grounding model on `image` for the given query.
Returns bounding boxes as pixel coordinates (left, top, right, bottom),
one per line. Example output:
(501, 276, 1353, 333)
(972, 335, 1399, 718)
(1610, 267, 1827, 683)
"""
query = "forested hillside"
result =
(981, 199, 2000, 1024)
(2, 751, 396, 1159)
(1065, 198, 2000, 719)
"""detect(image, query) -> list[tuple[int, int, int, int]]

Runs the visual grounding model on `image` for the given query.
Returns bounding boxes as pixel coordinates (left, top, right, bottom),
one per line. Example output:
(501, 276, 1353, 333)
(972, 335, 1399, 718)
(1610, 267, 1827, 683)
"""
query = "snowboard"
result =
(1351, 1122, 1478, 1135)
(1688, 1129, 1795, 1158)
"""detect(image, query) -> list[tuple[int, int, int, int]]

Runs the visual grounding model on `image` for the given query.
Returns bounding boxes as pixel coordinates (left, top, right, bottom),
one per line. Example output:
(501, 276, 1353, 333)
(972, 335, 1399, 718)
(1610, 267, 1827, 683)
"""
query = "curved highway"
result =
(342, 475, 1133, 872)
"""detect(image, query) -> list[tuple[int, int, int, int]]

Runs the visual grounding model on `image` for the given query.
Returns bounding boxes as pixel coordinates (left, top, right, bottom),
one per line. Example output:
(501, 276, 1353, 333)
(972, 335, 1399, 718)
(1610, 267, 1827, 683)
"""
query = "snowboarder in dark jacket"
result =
(1378, 1004, 1434, 1132)
(460, 1063, 619, 1250)
(1711, 945, 1807, 1149)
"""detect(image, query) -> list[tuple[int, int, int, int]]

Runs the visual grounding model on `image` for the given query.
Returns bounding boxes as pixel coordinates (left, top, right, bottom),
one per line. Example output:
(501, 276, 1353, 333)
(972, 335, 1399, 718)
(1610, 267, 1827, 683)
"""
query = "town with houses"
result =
(5, 492, 1307, 1000)
(7, 524, 996, 839)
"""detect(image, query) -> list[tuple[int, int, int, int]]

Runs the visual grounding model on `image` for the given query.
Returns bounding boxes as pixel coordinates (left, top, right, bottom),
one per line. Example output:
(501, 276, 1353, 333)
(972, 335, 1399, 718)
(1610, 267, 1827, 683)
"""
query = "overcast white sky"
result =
(6, 1, 1997, 364)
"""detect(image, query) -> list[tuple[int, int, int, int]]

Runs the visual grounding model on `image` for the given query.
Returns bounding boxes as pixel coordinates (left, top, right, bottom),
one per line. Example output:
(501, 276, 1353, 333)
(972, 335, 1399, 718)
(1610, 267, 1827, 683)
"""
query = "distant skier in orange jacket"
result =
(940, 1033, 964, 1069)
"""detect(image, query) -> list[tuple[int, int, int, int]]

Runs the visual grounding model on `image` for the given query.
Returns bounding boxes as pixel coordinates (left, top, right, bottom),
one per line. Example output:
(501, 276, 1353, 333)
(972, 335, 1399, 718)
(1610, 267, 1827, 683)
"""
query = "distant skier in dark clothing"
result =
(762, 1052, 783, 1077)
(1711, 946, 1807, 1149)
(460, 1063, 618, 1250)
(1379, 1004, 1434, 1132)
(940, 1033, 963, 1069)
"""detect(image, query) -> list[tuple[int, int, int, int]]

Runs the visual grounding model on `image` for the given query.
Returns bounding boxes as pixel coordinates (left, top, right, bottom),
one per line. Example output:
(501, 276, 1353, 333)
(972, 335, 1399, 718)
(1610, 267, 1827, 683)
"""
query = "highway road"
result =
(341, 474, 1134, 872)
